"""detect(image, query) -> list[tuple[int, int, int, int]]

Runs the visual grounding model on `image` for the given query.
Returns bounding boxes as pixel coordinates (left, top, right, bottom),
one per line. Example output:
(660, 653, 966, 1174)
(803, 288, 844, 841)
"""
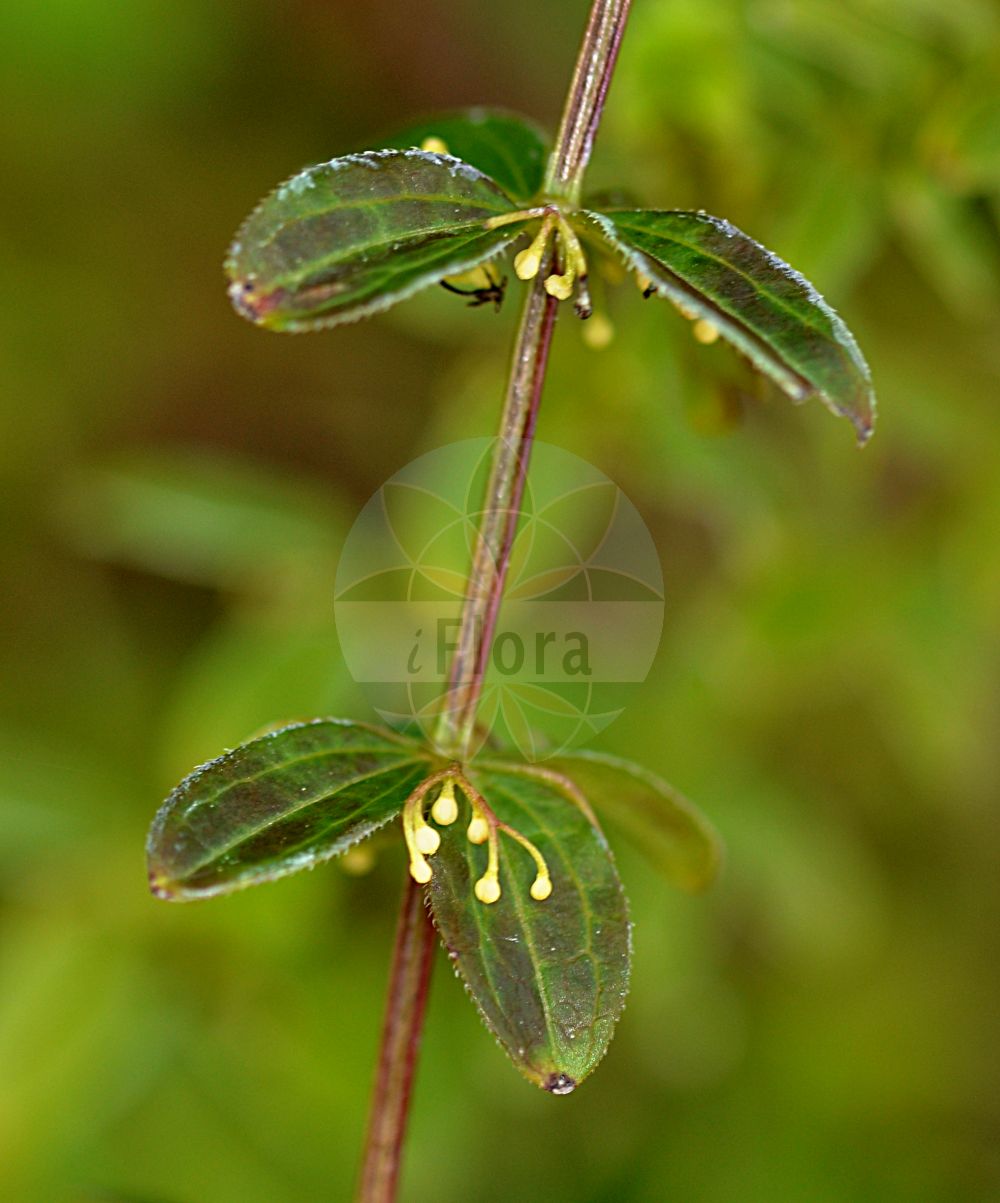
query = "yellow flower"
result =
(402, 768, 553, 906)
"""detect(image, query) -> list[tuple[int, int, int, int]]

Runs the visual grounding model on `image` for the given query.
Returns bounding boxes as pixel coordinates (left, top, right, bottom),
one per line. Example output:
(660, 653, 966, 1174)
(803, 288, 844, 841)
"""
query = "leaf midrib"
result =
(254, 187, 518, 264)
(487, 774, 606, 1068)
(286, 225, 514, 291)
(602, 211, 852, 363)
(177, 753, 430, 875)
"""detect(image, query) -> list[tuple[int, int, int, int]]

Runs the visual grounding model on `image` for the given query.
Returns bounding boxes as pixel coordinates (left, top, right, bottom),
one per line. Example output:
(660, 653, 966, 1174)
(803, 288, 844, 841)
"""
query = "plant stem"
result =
(359, 3, 632, 1197)
(434, 267, 559, 761)
(355, 873, 437, 1203)
(544, 0, 633, 204)
(433, 1, 632, 763)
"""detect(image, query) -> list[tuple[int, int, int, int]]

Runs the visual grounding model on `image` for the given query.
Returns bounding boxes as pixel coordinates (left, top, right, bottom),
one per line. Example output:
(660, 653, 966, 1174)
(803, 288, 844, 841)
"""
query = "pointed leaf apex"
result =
(586, 208, 877, 443)
(147, 718, 432, 899)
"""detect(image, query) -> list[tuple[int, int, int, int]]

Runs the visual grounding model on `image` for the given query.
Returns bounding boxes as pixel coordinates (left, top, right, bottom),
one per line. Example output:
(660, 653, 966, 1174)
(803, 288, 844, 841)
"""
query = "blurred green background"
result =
(2, 0, 999, 1199)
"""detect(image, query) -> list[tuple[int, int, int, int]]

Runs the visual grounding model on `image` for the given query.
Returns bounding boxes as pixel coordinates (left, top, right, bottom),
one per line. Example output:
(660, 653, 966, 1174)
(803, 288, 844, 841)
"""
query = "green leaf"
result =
(226, 150, 530, 332)
(427, 765, 630, 1093)
(147, 719, 432, 899)
(584, 208, 877, 443)
(382, 108, 549, 202)
(544, 752, 722, 893)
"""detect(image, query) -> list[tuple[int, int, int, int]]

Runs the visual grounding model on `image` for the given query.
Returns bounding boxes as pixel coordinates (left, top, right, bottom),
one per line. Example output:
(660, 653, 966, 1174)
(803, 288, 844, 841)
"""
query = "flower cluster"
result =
(402, 767, 553, 905)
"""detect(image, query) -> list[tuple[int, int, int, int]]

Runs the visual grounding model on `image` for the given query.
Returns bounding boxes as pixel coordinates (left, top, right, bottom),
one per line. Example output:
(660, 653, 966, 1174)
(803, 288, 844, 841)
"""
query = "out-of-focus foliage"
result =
(1, 1, 998, 1200)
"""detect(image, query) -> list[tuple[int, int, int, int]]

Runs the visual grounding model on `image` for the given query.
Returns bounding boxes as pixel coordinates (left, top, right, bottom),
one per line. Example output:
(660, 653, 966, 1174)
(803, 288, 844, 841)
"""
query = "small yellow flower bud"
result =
(582, 312, 614, 350)
(475, 874, 501, 904)
(409, 857, 432, 884)
(544, 271, 575, 300)
(414, 823, 440, 855)
(530, 875, 552, 901)
(514, 246, 542, 280)
(692, 319, 720, 345)
(339, 845, 376, 876)
(467, 815, 490, 845)
(426, 770, 555, 909)
(431, 781, 459, 826)
(514, 217, 555, 281)
(496, 819, 553, 905)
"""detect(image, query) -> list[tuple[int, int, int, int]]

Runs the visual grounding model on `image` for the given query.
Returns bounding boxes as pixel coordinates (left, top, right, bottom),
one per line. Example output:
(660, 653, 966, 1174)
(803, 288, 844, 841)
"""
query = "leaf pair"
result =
(147, 718, 719, 1091)
(226, 108, 874, 441)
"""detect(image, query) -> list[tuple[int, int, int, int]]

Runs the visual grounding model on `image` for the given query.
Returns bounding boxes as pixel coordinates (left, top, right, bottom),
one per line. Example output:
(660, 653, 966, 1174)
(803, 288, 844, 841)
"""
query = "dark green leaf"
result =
(585, 208, 877, 443)
(427, 765, 630, 1093)
(147, 719, 432, 899)
(382, 108, 549, 202)
(226, 150, 530, 332)
(544, 752, 722, 892)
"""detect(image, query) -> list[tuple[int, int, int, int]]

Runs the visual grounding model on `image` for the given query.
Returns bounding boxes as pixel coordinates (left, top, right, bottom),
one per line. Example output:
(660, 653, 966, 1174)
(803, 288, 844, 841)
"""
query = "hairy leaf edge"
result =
(582, 208, 877, 444)
(481, 751, 723, 893)
(147, 717, 432, 901)
(226, 149, 531, 332)
(428, 761, 633, 1091)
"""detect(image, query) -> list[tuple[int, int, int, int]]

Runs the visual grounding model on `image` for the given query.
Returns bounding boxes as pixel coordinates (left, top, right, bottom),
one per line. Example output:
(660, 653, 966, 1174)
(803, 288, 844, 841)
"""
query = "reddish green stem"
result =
(357, 0, 632, 1197)
(544, 0, 633, 204)
(354, 875, 436, 1203)
(434, 268, 560, 760)
(433, 2, 631, 761)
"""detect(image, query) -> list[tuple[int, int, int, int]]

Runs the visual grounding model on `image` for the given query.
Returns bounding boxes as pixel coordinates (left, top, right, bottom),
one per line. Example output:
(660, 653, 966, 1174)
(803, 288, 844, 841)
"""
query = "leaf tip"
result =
(852, 402, 877, 447)
(683, 843, 724, 894)
(227, 277, 286, 327)
(148, 866, 178, 901)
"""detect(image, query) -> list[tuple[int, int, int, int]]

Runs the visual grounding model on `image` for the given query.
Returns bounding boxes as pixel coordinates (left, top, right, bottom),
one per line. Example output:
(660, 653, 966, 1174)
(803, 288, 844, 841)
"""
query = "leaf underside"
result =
(427, 765, 630, 1093)
(544, 752, 722, 892)
(585, 208, 876, 443)
(382, 108, 549, 203)
(147, 719, 432, 899)
(226, 149, 529, 332)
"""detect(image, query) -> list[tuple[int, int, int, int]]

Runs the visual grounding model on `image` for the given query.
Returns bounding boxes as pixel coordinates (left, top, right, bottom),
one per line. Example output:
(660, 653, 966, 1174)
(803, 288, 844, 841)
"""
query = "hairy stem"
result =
(544, 0, 632, 204)
(360, 3, 632, 1197)
(433, 2, 631, 764)
(355, 874, 437, 1203)
(434, 264, 559, 760)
